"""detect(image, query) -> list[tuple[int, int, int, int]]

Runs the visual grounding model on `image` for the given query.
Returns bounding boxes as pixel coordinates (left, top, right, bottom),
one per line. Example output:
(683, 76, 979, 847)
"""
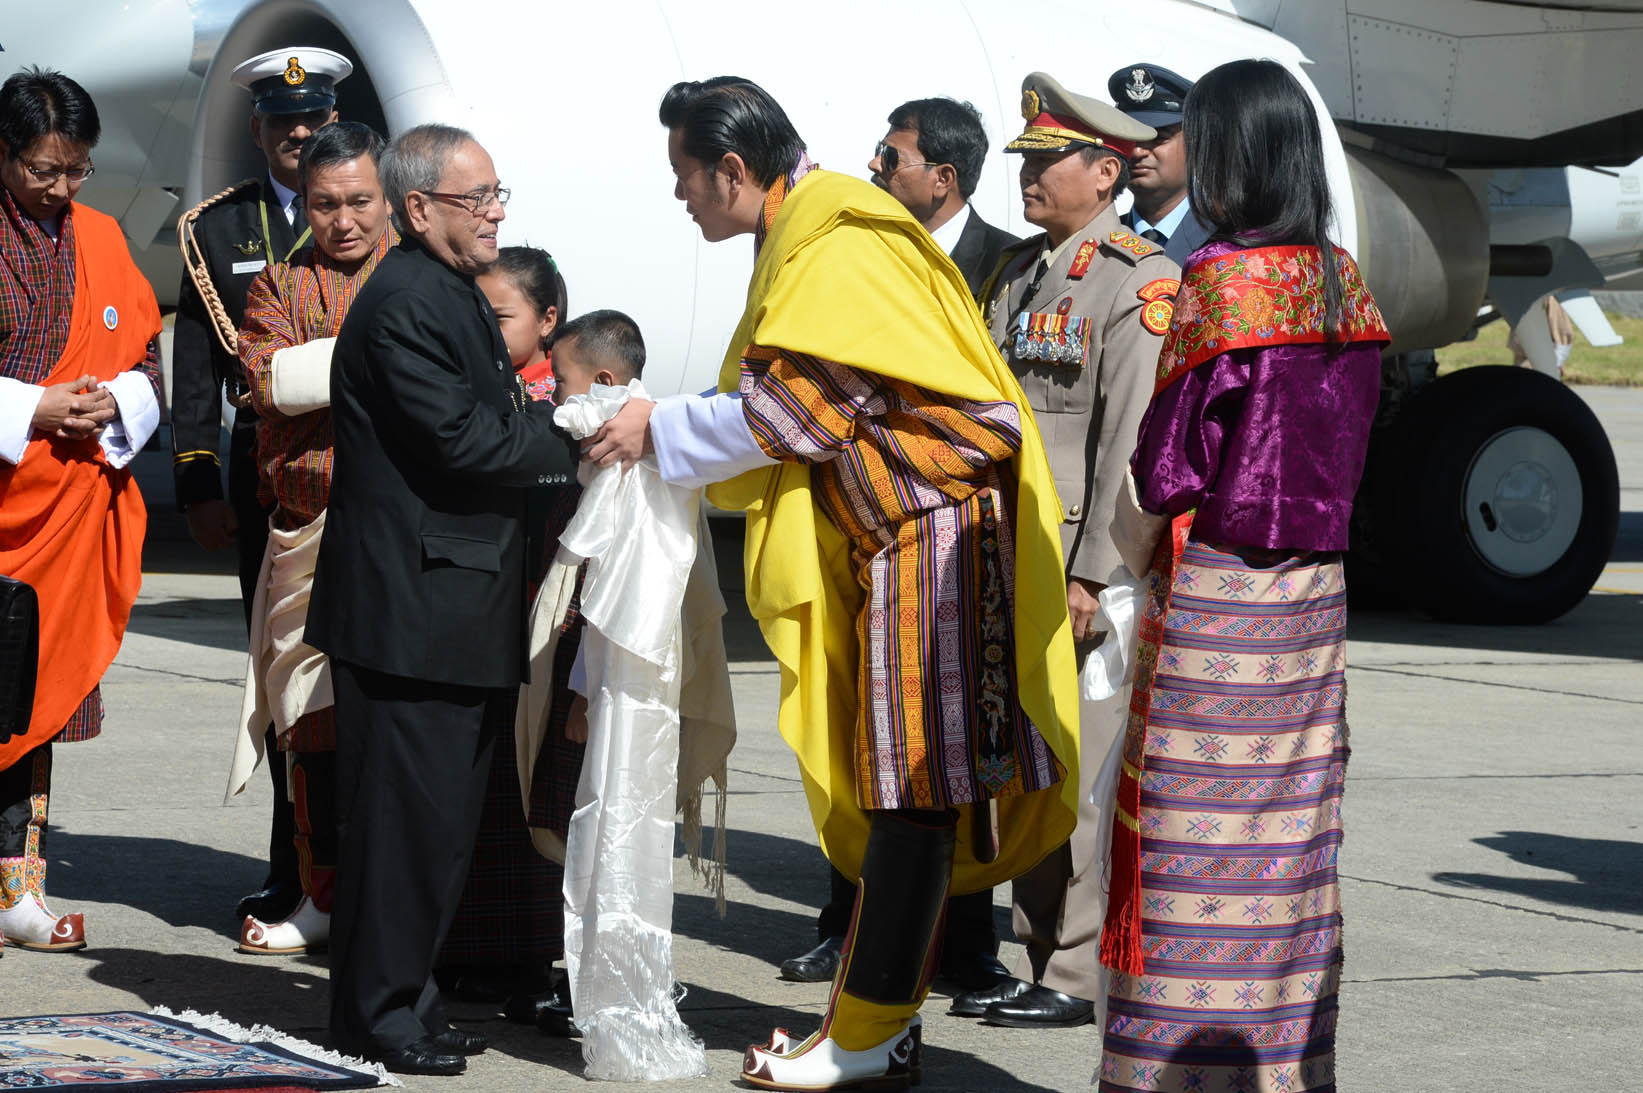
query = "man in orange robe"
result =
(0, 67, 161, 952)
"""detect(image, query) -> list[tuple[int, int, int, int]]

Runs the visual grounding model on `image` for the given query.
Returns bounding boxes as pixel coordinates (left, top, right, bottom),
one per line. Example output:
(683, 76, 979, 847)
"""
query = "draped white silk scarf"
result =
(552, 382, 721, 1081)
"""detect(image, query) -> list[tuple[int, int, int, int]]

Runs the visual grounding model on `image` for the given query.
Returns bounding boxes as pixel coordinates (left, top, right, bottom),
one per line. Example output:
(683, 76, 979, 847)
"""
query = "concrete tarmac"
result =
(4, 388, 1640, 1092)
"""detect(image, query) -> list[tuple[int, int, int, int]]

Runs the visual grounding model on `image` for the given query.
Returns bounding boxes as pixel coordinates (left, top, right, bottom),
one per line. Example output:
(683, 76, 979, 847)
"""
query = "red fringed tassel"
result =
(1100, 767, 1145, 977)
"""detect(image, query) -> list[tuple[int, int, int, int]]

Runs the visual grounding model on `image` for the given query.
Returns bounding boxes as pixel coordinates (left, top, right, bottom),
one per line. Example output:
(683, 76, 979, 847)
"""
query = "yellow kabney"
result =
(705, 170, 1081, 893)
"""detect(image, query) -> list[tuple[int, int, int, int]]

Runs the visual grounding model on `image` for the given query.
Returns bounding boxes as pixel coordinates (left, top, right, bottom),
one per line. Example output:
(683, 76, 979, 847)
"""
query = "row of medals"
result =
(1012, 310, 1089, 365)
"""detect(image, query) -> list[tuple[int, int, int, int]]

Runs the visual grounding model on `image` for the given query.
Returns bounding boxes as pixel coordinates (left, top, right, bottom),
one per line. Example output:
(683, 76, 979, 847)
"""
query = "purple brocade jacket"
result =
(1131, 241, 1384, 553)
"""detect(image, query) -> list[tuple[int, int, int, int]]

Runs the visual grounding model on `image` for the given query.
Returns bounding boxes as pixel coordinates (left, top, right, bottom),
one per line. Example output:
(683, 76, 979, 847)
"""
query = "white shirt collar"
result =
(1130, 196, 1192, 240)
(928, 202, 972, 257)
(267, 173, 300, 226)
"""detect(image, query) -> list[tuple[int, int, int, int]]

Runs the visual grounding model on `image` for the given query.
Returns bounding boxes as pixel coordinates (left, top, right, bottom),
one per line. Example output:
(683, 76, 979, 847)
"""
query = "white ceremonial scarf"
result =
(226, 511, 331, 801)
(553, 380, 715, 1081)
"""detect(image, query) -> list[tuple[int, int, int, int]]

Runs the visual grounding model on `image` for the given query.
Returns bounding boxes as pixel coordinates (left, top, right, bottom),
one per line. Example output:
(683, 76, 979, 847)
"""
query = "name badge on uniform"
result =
(232, 259, 267, 275)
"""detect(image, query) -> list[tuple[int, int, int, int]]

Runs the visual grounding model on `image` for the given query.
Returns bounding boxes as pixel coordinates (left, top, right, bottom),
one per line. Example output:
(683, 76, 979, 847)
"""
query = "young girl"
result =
(478, 245, 567, 402)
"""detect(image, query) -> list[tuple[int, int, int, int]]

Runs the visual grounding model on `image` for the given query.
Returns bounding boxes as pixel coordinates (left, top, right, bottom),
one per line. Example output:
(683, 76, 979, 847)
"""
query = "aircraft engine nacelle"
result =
(1344, 144, 1490, 355)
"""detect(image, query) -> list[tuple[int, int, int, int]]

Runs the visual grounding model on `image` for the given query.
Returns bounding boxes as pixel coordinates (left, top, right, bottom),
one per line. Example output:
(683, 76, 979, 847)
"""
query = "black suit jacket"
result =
(171, 179, 295, 508)
(948, 207, 1019, 302)
(305, 240, 577, 689)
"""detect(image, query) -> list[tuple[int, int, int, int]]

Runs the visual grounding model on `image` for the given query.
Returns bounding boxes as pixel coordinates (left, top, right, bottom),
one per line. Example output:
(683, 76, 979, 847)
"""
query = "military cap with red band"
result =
(1004, 71, 1156, 156)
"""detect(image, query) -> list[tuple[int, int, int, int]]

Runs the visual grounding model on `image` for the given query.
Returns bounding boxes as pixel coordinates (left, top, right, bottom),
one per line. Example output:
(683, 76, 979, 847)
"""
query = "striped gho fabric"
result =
(238, 225, 398, 529)
(236, 225, 397, 754)
(739, 345, 1064, 811)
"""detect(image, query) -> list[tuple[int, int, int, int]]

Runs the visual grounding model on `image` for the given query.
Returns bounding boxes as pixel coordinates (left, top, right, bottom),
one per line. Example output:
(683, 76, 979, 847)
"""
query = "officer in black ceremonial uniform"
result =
(1109, 63, 1211, 267)
(172, 45, 352, 924)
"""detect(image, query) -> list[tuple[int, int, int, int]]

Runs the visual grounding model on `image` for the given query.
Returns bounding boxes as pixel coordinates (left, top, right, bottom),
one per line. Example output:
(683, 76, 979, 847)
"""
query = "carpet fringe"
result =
(148, 1006, 401, 1087)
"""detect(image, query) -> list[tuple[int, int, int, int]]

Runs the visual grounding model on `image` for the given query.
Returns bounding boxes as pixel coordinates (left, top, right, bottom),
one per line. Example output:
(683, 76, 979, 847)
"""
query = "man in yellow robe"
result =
(584, 76, 1080, 1091)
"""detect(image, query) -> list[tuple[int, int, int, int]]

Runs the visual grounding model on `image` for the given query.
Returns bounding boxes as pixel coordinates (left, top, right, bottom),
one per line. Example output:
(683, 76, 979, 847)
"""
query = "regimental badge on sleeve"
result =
(1137, 277, 1179, 335)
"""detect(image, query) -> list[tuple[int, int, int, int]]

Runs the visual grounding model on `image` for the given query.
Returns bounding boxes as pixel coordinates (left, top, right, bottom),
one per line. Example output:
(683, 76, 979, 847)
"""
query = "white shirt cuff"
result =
(650, 390, 777, 489)
(0, 377, 45, 464)
(98, 370, 161, 469)
(569, 641, 587, 698)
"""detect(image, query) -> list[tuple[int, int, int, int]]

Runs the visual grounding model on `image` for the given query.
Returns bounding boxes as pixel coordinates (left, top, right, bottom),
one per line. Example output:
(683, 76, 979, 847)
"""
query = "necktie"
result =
(289, 194, 304, 227)
(1140, 227, 1167, 245)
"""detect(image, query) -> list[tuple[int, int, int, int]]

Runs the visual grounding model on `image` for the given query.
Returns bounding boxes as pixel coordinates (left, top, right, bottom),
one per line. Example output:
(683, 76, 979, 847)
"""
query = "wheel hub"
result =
(1462, 426, 1583, 577)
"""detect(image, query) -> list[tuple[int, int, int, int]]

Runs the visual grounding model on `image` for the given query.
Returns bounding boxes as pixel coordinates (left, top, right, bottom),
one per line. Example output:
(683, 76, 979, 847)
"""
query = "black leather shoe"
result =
(936, 951, 1012, 994)
(778, 935, 844, 982)
(536, 1001, 579, 1038)
(376, 1036, 466, 1076)
(235, 880, 300, 923)
(982, 984, 1095, 1028)
(949, 975, 1032, 1017)
(430, 1027, 489, 1055)
(504, 976, 569, 1025)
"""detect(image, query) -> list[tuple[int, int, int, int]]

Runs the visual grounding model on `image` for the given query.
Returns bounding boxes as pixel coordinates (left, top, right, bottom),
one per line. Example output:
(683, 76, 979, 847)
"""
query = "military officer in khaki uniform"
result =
(953, 71, 1180, 1028)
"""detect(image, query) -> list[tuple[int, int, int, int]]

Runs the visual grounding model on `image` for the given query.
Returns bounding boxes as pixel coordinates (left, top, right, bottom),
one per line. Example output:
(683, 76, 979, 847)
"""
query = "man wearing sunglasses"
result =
(866, 98, 1017, 300)
(304, 123, 576, 1077)
(171, 45, 352, 929)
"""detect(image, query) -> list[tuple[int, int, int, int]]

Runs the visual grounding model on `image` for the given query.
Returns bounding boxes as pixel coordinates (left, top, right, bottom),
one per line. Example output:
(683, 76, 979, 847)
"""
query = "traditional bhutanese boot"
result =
(238, 894, 330, 955)
(0, 883, 86, 952)
(743, 811, 955, 1091)
(0, 752, 84, 953)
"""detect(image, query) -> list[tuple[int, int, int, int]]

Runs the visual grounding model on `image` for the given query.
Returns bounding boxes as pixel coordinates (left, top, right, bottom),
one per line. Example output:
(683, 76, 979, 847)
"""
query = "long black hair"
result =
(658, 77, 805, 188)
(1184, 59, 1342, 339)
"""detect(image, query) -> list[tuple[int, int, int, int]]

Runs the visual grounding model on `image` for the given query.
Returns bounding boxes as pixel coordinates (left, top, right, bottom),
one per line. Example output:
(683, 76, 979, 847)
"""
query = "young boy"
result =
(528, 309, 735, 1079)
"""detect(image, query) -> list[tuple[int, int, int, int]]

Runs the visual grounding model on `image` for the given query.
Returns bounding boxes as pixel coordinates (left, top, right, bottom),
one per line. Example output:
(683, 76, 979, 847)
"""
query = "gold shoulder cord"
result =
(176, 180, 257, 356)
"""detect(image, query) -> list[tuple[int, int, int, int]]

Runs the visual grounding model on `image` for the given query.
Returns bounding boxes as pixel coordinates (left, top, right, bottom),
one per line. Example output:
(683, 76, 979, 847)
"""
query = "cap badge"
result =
(1021, 89, 1041, 121)
(1125, 68, 1155, 103)
(283, 56, 306, 87)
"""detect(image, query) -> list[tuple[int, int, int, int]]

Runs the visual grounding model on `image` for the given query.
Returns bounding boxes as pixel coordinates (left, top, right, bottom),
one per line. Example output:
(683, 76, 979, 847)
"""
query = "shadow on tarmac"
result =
(79, 947, 330, 1033)
(47, 830, 265, 932)
(1431, 831, 1643, 915)
(126, 596, 247, 652)
(1347, 591, 1643, 661)
(1611, 511, 1643, 563)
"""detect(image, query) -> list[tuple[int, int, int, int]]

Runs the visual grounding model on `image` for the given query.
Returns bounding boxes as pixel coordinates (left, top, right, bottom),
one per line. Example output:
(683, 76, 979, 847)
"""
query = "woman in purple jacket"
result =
(1097, 60, 1389, 1093)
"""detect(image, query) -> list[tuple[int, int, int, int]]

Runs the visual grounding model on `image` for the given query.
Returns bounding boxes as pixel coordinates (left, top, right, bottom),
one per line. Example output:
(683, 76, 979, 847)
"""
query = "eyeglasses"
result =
(873, 142, 939, 177)
(17, 159, 94, 184)
(420, 187, 510, 215)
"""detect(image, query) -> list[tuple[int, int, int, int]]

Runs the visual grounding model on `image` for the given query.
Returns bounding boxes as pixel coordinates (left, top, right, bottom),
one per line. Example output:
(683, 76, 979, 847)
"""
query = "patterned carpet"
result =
(0, 1010, 387, 1090)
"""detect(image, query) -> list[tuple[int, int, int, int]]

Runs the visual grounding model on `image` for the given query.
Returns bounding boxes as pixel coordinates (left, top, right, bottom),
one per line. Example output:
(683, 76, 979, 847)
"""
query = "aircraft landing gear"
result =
(1357, 365, 1619, 623)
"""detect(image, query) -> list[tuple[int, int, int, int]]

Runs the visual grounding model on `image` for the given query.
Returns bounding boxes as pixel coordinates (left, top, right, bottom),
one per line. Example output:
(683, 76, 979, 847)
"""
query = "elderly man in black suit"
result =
(868, 97, 1018, 300)
(305, 123, 576, 1077)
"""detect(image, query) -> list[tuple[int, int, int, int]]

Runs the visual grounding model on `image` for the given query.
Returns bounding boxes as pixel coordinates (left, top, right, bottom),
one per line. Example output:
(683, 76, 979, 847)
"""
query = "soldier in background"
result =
(1109, 64, 1211, 267)
(171, 45, 351, 925)
(958, 72, 1179, 1029)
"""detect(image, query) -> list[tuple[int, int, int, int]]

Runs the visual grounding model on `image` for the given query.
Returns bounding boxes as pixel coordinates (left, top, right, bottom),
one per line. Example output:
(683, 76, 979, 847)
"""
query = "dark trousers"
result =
(228, 420, 295, 893)
(0, 744, 49, 858)
(820, 864, 997, 964)
(328, 659, 503, 1055)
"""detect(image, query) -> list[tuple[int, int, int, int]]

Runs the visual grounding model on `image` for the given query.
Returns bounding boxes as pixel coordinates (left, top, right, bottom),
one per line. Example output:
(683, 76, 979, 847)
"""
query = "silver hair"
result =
(379, 122, 474, 233)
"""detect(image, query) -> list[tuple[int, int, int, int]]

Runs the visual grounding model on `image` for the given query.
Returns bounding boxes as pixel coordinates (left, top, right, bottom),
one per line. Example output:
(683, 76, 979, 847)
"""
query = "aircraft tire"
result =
(1386, 366, 1618, 624)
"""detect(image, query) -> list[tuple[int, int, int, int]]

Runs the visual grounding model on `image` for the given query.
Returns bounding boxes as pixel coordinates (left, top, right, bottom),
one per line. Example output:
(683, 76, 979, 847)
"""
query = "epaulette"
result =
(180, 178, 259, 225)
(1101, 228, 1163, 263)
